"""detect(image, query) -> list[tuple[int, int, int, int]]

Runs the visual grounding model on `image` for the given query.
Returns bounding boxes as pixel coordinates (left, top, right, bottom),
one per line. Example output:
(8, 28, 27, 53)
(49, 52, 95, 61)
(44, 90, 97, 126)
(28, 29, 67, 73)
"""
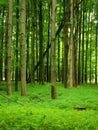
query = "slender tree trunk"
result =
(51, 0, 56, 99)
(39, 0, 44, 84)
(78, 7, 82, 85)
(58, 34, 60, 82)
(5, 28, 8, 81)
(81, 0, 85, 84)
(85, 12, 89, 84)
(36, 18, 39, 82)
(74, 0, 79, 86)
(31, 0, 36, 86)
(0, 6, 4, 81)
(15, 0, 19, 91)
(7, 0, 12, 95)
(20, 0, 26, 96)
(70, 0, 75, 88)
(31, 17, 35, 86)
(26, 1, 31, 82)
(47, 3, 50, 82)
(26, 20, 30, 81)
(95, 22, 97, 84)
(63, 0, 69, 88)
(90, 21, 92, 84)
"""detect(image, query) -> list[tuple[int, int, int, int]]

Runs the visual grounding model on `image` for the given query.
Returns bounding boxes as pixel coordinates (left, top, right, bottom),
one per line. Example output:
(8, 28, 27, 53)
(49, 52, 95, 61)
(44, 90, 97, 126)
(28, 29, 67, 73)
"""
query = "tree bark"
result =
(63, 0, 69, 88)
(31, 0, 36, 86)
(15, 0, 19, 91)
(95, 21, 98, 84)
(0, 6, 4, 81)
(20, 0, 27, 96)
(78, 8, 82, 85)
(51, 0, 56, 99)
(73, 0, 79, 86)
(70, 0, 75, 88)
(7, 0, 12, 95)
(81, 0, 85, 84)
(85, 12, 89, 84)
(47, 3, 51, 82)
(39, 0, 44, 84)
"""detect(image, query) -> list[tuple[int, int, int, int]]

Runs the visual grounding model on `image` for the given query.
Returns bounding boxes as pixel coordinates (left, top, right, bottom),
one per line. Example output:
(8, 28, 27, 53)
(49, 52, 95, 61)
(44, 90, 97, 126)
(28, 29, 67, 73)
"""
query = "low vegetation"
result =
(0, 83, 98, 130)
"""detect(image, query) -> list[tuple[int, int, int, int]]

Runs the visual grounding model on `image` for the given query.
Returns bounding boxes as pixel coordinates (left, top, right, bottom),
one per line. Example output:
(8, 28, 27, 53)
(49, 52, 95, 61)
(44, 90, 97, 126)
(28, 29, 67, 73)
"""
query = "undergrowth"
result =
(0, 82, 98, 129)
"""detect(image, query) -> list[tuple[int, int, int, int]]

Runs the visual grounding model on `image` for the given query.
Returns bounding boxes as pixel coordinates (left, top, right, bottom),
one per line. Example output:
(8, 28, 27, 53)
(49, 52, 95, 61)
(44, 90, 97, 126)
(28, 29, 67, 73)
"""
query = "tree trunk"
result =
(85, 12, 89, 84)
(95, 22, 98, 84)
(90, 21, 92, 84)
(78, 8, 82, 85)
(51, 0, 56, 99)
(63, 0, 69, 88)
(39, 0, 44, 84)
(58, 35, 60, 82)
(26, 20, 30, 81)
(15, 0, 19, 91)
(47, 3, 51, 82)
(20, 0, 26, 96)
(31, 0, 36, 86)
(7, 0, 12, 95)
(0, 6, 5, 81)
(73, 0, 79, 86)
(81, 0, 85, 84)
(0, 6, 4, 81)
(70, 0, 75, 88)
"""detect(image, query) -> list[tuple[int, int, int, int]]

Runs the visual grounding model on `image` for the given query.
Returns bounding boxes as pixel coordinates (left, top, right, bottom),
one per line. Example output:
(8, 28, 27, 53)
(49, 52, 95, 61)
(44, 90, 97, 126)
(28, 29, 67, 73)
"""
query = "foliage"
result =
(0, 105, 98, 130)
(0, 83, 98, 129)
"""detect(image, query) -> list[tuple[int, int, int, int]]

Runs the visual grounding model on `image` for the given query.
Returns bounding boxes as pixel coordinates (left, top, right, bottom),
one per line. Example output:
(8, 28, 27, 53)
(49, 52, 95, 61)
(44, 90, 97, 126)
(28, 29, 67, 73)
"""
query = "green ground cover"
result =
(0, 83, 98, 130)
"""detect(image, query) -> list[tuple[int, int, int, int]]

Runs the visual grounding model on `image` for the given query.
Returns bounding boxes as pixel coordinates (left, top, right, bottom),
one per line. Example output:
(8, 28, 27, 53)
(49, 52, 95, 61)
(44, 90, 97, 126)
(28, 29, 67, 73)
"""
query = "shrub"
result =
(0, 105, 98, 130)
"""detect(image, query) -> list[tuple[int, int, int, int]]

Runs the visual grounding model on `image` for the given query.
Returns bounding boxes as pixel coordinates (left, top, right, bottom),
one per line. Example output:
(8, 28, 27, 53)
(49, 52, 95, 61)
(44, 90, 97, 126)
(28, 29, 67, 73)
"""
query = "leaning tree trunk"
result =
(51, 0, 56, 99)
(7, 0, 12, 95)
(20, 0, 27, 96)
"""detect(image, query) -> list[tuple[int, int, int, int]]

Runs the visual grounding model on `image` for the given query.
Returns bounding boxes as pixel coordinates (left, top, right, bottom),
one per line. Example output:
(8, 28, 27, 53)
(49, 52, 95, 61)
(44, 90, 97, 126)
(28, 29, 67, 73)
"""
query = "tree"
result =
(0, 6, 5, 81)
(78, 3, 82, 85)
(15, 0, 19, 91)
(70, 0, 75, 88)
(73, 0, 79, 87)
(7, 0, 12, 95)
(85, 11, 89, 84)
(20, 0, 26, 96)
(39, 0, 44, 84)
(51, 0, 56, 99)
(31, 0, 36, 86)
(95, 20, 98, 84)
(81, 0, 84, 83)
(63, 0, 70, 88)
(46, 2, 51, 82)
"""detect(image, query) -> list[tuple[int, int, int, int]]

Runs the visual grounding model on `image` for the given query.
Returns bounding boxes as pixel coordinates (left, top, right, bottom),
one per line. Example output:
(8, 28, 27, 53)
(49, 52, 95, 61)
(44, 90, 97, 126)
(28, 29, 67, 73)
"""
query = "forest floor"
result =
(0, 82, 98, 130)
